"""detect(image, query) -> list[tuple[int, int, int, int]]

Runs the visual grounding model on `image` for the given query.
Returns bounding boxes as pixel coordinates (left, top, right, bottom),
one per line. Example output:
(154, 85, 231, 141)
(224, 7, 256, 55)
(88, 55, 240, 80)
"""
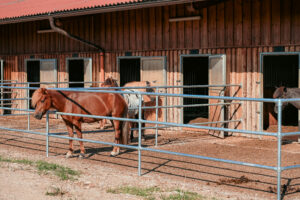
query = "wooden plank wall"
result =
(0, 0, 299, 54)
(0, 0, 299, 130)
(102, 45, 300, 132)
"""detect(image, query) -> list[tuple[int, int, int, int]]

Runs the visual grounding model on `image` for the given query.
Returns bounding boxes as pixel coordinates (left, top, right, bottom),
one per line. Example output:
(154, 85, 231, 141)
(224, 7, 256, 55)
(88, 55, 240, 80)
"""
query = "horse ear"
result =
(40, 88, 48, 94)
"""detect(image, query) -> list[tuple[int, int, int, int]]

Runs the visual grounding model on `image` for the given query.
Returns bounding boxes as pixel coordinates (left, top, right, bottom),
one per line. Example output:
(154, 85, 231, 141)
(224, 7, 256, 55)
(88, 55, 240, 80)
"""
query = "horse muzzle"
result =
(34, 112, 43, 120)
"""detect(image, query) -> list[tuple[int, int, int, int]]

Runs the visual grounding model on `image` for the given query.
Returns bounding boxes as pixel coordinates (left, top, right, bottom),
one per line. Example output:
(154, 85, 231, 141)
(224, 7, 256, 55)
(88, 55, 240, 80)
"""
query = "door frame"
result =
(117, 56, 142, 85)
(259, 52, 300, 131)
(25, 58, 57, 83)
(117, 56, 167, 84)
(0, 59, 3, 84)
(25, 58, 41, 82)
(117, 56, 168, 122)
(179, 54, 210, 124)
(66, 57, 92, 88)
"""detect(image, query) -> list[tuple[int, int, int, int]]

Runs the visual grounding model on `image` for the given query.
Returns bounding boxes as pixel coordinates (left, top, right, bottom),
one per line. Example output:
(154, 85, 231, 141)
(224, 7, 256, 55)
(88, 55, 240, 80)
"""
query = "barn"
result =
(0, 0, 299, 135)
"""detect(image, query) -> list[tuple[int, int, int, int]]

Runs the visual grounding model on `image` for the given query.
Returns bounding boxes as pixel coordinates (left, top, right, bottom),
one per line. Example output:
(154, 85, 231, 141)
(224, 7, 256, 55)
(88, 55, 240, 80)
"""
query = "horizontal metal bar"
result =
(0, 81, 103, 85)
(141, 147, 276, 171)
(0, 124, 139, 150)
(0, 118, 279, 172)
(142, 102, 242, 109)
(0, 125, 44, 135)
(140, 119, 277, 137)
(0, 82, 241, 89)
(54, 111, 140, 123)
(0, 113, 30, 117)
(131, 125, 171, 131)
(282, 164, 300, 171)
(281, 98, 300, 103)
(0, 98, 28, 101)
(0, 103, 18, 105)
(50, 110, 276, 137)
(48, 133, 140, 150)
(0, 86, 280, 103)
(0, 106, 33, 112)
(192, 119, 242, 125)
(281, 131, 300, 136)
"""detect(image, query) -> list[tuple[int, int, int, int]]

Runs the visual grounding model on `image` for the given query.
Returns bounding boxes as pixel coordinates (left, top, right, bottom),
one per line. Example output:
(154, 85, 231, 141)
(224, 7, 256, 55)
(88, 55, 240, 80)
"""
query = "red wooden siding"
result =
(0, 0, 299, 54)
(0, 0, 300, 132)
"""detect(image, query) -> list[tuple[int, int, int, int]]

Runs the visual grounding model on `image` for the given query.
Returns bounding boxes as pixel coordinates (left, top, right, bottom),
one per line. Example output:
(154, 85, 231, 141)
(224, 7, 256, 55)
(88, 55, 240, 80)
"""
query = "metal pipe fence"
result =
(0, 83, 296, 199)
(0, 81, 242, 142)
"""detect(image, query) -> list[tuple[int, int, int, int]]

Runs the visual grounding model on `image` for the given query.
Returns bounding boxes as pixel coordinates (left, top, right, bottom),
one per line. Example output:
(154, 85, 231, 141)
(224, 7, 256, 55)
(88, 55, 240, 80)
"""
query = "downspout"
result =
(48, 16, 105, 82)
(100, 52, 105, 82)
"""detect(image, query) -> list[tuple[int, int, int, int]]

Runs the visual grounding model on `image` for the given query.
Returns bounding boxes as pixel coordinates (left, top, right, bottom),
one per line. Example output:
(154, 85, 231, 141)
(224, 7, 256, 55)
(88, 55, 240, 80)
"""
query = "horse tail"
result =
(121, 106, 130, 145)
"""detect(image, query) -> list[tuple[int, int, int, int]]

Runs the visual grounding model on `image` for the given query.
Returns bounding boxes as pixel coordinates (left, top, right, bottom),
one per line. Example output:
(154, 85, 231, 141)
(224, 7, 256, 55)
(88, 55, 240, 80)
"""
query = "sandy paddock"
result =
(0, 115, 300, 199)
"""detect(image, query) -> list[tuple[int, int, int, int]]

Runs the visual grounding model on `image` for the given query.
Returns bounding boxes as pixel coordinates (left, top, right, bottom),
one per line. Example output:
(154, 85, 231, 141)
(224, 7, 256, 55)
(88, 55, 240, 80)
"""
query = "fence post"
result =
(277, 100, 282, 200)
(46, 112, 49, 157)
(155, 87, 159, 146)
(27, 82, 30, 130)
(138, 94, 142, 176)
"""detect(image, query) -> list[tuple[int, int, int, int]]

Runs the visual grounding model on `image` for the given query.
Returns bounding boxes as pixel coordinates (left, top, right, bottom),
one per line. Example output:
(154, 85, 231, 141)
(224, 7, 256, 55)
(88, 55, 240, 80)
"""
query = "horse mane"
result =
(31, 88, 46, 107)
(102, 77, 119, 87)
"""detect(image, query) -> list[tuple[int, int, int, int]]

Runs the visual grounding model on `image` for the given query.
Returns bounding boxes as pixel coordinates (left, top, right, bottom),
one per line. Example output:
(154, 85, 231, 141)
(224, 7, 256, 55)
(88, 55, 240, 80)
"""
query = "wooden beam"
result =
(169, 16, 201, 22)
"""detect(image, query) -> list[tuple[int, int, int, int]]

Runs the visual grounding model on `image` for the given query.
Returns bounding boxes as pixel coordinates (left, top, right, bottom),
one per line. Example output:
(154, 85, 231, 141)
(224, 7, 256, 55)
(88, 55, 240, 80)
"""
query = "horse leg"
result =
(74, 122, 85, 158)
(111, 119, 122, 156)
(130, 119, 137, 142)
(99, 119, 105, 130)
(64, 120, 74, 158)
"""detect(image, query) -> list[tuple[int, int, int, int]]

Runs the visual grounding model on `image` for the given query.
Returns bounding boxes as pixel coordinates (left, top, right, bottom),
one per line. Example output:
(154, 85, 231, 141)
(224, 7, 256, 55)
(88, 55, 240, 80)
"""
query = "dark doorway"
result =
(1, 61, 10, 114)
(68, 59, 84, 88)
(120, 58, 140, 86)
(263, 55, 299, 129)
(183, 57, 209, 124)
(27, 60, 40, 109)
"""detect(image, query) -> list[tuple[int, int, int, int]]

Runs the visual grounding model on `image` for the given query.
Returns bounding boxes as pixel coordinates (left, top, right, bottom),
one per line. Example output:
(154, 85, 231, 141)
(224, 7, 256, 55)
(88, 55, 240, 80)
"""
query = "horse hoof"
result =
(79, 153, 85, 159)
(110, 150, 120, 157)
(66, 152, 73, 158)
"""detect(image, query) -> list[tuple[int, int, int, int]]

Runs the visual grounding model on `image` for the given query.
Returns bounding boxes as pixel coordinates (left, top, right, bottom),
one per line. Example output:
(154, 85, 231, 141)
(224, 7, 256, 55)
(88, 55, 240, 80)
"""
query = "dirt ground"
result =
(0, 116, 300, 200)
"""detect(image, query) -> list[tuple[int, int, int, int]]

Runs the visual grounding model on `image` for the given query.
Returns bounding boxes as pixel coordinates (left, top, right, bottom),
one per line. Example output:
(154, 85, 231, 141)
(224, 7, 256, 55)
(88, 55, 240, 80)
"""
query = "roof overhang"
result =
(0, 0, 214, 25)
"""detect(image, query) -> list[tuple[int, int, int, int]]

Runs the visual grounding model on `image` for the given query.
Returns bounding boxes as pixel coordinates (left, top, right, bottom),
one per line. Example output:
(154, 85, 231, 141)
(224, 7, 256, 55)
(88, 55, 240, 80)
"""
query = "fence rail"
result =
(0, 82, 296, 200)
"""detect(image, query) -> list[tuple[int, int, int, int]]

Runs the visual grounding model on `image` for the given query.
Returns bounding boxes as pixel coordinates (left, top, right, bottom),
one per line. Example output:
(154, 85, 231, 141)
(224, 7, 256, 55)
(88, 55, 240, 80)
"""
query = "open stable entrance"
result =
(180, 55, 226, 131)
(119, 58, 140, 86)
(262, 53, 300, 130)
(118, 57, 166, 87)
(26, 59, 57, 108)
(0, 59, 9, 114)
(67, 58, 92, 88)
(118, 56, 167, 122)
(68, 59, 84, 87)
(182, 56, 209, 124)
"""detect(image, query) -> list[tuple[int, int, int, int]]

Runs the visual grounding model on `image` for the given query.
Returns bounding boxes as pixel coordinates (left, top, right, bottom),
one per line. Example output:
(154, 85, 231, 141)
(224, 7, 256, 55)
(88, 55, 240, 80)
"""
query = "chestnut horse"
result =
(32, 87, 129, 157)
(98, 77, 119, 129)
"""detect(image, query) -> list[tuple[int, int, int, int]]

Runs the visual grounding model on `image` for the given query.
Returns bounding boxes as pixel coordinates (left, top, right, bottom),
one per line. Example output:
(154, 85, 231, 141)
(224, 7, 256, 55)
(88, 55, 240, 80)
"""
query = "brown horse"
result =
(273, 86, 300, 113)
(98, 77, 119, 129)
(32, 87, 129, 157)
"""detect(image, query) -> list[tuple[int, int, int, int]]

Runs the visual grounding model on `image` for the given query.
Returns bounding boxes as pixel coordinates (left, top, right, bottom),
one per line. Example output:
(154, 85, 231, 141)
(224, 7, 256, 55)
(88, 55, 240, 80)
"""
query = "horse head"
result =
(32, 88, 52, 119)
(100, 77, 119, 87)
(273, 86, 288, 114)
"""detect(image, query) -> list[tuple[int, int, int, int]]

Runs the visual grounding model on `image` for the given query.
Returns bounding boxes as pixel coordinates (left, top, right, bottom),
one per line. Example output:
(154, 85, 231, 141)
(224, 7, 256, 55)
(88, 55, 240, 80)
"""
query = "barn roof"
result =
(0, 0, 212, 24)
